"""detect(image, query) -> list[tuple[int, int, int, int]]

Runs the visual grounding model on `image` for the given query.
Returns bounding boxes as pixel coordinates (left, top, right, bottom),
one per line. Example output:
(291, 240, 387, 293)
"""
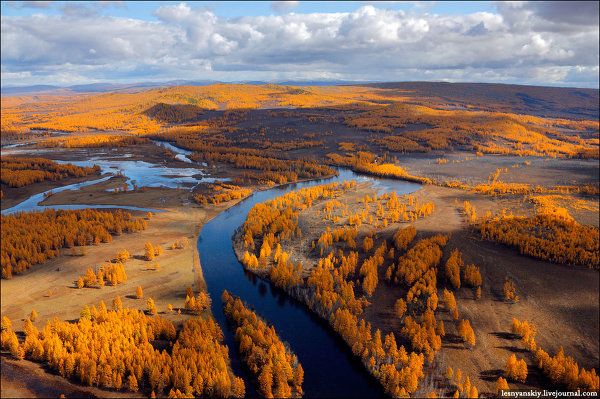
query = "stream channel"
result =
(198, 168, 422, 397)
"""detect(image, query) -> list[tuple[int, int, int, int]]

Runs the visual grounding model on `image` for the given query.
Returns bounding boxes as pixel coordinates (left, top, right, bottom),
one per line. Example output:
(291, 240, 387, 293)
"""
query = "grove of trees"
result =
(1, 156, 100, 187)
(1, 209, 147, 278)
(223, 291, 303, 398)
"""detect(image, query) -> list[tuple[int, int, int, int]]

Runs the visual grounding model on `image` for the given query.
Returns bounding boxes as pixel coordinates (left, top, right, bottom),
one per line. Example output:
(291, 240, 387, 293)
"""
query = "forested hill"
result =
(360, 82, 599, 120)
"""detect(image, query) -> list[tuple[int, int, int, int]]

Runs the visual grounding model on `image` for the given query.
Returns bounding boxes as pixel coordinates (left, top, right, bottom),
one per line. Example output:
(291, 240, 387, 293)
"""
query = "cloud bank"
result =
(1, 1, 598, 87)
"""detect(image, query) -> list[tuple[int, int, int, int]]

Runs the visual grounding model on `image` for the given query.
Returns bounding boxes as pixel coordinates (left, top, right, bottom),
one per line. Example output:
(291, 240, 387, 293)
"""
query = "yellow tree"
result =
(136, 285, 143, 299)
(496, 377, 509, 395)
(147, 297, 157, 315)
(1, 316, 12, 330)
(80, 305, 91, 321)
(112, 296, 123, 311)
(144, 242, 155, 261)
(83, 268, 97, 287)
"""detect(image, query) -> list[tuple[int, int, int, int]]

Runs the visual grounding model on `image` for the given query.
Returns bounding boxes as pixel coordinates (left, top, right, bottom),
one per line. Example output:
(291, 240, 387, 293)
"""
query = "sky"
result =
(1, 1, 599, 88)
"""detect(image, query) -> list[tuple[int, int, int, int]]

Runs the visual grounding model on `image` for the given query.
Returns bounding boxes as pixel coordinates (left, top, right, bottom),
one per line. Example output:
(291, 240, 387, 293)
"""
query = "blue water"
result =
(1, 175, 165, 215)
(198, 168, 421, 398)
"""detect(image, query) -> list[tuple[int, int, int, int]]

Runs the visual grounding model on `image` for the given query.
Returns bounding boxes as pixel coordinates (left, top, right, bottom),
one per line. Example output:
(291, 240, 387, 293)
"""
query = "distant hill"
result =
(0, 82, 170, 96)
(359, 82, 599, 120)
(142, 103, 204, 123)
(1, 80, 363, 97)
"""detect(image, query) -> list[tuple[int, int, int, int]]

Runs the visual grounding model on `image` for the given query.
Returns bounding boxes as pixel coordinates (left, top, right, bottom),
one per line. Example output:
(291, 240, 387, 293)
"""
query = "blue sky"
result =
(1, 1, 598, 87)
(2, 2, 497, 20)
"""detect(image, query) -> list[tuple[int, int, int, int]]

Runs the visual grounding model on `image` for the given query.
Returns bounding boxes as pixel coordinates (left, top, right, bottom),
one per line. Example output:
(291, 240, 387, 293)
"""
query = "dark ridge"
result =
(356, 81, 599, 120)
(142, 103, 204, 123)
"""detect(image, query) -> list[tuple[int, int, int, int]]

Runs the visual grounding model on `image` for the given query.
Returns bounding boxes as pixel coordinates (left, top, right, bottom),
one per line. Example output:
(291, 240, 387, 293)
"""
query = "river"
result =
(4, 140, 422, 396)
(198, 168, 422, 398)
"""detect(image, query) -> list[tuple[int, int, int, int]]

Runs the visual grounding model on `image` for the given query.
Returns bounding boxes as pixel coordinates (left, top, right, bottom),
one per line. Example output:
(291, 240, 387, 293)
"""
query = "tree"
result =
(258, 366, 273, 398)
(83, 268, 97, 287)
(80, 305, 91, 321)
(454, 368, 462, 384)
(128, 374, 139, 392)
(136, 286, 143, 299)
(506, 354, 527, 383)
(436, 320, 445, 337)
(145, 242, 155, 261)
(231, 377, 245, 398)
(443, 289, 456, 311)
(116, 249, 130, 263)
(293, 364, 304, 393)
(463, 264, 481, 287)
(112, 296, 123, 311)
(97, 270, 105, 287)
(1, 316, 12, 331)
(463, 376, 471, 396)
(29, 309, 38, 322)
(147, 297, 157, 315)
(496, 377, 509, 395)
(77, 277, 84, 289)
(395, 298, 407, 319)
(458, 319, 476, 347)
(155, 245, 163, 256)
(452, 308, 459, 320)
(445, 249, 462, 289)
(446, 366, 453, 380)
(468, 385, 478, 398)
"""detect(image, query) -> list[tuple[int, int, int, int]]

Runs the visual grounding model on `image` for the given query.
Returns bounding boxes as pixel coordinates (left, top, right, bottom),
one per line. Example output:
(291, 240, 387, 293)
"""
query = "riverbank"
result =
(231, 179, 599, 397)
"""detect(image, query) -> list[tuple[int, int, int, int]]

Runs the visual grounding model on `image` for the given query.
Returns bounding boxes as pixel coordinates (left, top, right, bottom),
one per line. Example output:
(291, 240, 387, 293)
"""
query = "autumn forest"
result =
(1, 80, 598, 399)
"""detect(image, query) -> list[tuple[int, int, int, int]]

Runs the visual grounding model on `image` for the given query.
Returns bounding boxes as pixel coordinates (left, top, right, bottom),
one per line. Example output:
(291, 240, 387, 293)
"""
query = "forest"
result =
(473, 209, 599, 268)
(1, 209, 147, 278)
(1, 157, 100, 187)
(1, 302, 245, 397)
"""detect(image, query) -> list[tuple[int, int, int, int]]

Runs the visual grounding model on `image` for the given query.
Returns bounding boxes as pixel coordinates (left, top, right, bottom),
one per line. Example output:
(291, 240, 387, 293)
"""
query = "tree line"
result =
(222, 291, 303, 398)
(1, 208, 147, 278)
(1, 156, 100, 187)
(1, 302, 245, 397)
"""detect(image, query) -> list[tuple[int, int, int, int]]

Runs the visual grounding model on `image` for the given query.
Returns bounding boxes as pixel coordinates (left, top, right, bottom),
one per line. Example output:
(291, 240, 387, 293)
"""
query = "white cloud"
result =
(1, 1, 598, 87)
(270, 1, 300, 14)
(4, 1, 54, 9)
